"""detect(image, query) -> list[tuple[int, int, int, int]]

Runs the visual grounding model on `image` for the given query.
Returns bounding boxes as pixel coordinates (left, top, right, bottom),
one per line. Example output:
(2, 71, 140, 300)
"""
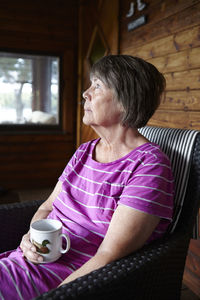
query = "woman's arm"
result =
(60, 204, 160, 285)
(20, 181, 62, 263)
(30, 181, 62, 224)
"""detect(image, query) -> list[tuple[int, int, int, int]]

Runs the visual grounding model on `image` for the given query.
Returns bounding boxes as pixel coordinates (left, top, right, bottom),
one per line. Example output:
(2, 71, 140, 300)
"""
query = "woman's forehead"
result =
(90, 72, 101, 80)
(90, 75, 107, 86)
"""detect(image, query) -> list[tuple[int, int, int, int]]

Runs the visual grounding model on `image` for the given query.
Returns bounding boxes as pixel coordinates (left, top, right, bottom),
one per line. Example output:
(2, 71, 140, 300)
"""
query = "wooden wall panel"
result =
(150, 110, 200, 129)
(77, 0, 119, 146)
(184, 238, 200, 297)
(161, 90, 200, 111)
(120, 0, 200, 131)
(128, 25, 200, 59)
(0, 0, 78, 190)
(164, 69, 200, 90)
(148, 47, 200, 73)
(119, 0, 200, 296)
(120, 0, 200, 51)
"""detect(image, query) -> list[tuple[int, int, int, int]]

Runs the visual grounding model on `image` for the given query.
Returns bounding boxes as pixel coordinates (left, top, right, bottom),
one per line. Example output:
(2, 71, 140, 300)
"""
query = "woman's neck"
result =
(92, 125, 149, 163)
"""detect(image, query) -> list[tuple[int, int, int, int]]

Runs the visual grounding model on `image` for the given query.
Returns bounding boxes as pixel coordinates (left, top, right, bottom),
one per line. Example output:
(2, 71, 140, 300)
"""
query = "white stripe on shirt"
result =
(63, 177, 119, 201)
(10, 259, 40, 297)
(39, 265, 64, 282)
(127, 184, 173, 196)
(70, 248, 93, 258)
(120, 194, 173, 209)
(134, 174, 174, 183)
(0, 261, 24, 300)
(62, 225, 92, 244)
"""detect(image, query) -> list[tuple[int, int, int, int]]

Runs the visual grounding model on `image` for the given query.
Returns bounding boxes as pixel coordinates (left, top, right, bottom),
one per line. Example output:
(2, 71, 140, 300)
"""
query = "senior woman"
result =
(0, 55, 174, 299)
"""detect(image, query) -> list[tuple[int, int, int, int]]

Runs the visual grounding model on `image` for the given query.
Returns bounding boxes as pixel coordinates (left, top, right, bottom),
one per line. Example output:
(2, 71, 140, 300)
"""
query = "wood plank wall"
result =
(120, 0, 200, 130)
(0, 0, 78, 190)
(119, 0, 200, 296)
(77, 0, 119, 146)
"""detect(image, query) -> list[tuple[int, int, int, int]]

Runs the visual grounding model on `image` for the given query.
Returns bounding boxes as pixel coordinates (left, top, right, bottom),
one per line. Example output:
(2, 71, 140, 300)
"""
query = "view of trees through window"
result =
(0, 52, 60, 125)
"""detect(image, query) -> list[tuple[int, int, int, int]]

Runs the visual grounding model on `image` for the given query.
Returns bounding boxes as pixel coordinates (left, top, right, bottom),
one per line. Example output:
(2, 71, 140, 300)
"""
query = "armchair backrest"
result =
(139, 126, 200, 238)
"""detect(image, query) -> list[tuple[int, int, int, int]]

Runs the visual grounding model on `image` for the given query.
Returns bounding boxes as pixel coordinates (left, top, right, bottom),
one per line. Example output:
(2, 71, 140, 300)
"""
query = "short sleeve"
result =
(118, 153, 174, 221)
(58, 141, 92, 183)
(58, 147, 82, 183)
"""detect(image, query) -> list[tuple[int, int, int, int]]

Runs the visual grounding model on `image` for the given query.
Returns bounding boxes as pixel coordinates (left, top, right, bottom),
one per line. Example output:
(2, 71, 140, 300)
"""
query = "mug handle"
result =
(60, 234, 71, 254)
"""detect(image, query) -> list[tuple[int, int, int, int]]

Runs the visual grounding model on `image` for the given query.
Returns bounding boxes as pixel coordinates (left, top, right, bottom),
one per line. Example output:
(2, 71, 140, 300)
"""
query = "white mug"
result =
(30, 219, 70, 263)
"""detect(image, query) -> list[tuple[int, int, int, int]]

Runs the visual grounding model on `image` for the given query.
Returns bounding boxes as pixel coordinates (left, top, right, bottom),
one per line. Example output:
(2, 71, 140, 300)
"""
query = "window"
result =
(0, 51, 60, 128)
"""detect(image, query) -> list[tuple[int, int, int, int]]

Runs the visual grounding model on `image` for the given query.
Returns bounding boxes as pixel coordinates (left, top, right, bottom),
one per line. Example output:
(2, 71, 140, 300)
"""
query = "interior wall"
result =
(119, 0, 200, 296)
(0, 0, 78, 190)
(77, 0, 119, 146)
(120, 0, 200, 130)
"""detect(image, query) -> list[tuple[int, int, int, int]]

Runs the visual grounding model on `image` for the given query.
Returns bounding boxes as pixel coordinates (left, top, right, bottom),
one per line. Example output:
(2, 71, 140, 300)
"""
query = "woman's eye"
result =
(95, 83, 100, 88)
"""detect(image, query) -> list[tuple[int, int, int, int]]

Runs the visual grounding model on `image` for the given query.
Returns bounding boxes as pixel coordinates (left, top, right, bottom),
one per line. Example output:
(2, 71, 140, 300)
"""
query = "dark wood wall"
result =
(77, 0, 119, 146)
(0, 0, 78, 190)
(119, 0, 200, 296)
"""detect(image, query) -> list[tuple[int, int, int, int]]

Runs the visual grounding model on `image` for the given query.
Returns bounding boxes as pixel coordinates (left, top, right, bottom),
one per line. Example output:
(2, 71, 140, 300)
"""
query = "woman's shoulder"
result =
(75, 138, 100, 158)
(124, 142, 173, 176)
(134, 142, 170, 163)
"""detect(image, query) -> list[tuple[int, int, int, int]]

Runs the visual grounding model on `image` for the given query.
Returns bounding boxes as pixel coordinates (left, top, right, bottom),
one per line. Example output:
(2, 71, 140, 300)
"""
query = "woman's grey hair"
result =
(90, 55, 166, 128)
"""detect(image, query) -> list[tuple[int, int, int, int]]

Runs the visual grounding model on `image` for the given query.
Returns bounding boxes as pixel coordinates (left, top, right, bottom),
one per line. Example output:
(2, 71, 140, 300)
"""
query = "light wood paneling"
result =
(120, 0, 200, 50)
(150, 110, 200, 130)
(161, 90, 200, 111)
(164, 69, 200, 91)
(125, 25, 200, 59)
(148, 47, 200, 73)
(120, 0, 200, 131)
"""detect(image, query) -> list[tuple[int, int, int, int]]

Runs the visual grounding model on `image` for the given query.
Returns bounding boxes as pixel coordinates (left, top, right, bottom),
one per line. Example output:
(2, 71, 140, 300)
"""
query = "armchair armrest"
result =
(35, 230, 190, 300)
(0, 200, 43, 252)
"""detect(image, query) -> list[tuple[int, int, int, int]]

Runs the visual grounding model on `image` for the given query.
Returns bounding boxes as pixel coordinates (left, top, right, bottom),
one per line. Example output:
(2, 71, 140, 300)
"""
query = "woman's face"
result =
(82, 76, 124, 128)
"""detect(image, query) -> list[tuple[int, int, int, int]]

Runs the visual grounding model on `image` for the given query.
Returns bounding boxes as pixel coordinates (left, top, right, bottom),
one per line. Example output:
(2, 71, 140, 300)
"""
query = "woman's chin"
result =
(82, 117, 91, 126)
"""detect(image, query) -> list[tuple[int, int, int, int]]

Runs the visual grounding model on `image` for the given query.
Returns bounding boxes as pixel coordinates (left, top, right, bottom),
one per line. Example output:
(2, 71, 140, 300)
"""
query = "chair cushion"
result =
(139, 126, 199, 237)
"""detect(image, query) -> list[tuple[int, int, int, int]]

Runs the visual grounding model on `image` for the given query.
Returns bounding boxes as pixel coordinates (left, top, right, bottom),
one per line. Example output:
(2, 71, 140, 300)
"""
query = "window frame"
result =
(0, 49, 63, 135)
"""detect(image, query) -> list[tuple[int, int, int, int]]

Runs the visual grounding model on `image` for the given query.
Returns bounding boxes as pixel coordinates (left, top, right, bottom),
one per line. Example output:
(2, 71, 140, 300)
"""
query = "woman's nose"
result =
(82, 88, 90, 101)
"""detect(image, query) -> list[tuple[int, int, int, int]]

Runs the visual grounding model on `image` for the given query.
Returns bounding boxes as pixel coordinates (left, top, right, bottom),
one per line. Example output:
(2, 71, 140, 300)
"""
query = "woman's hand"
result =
(20, 232, 44, 264)
(19, 181, 63, 263)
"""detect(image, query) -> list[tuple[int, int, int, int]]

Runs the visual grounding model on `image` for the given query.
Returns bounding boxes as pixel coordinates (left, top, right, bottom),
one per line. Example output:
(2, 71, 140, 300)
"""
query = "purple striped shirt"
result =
(52, 139, 174, 260)
(0, 139, 174, 299)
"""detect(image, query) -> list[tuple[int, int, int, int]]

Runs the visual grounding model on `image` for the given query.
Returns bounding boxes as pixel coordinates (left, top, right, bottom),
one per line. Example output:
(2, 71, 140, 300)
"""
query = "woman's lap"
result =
(0, 248, 73, 300)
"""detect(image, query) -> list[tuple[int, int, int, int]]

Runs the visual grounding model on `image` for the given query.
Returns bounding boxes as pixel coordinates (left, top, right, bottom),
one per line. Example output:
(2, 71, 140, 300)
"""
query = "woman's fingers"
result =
(20, 233, 43, 263)
(25, 248, 44, 263)
(20, 233, 34, 250)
